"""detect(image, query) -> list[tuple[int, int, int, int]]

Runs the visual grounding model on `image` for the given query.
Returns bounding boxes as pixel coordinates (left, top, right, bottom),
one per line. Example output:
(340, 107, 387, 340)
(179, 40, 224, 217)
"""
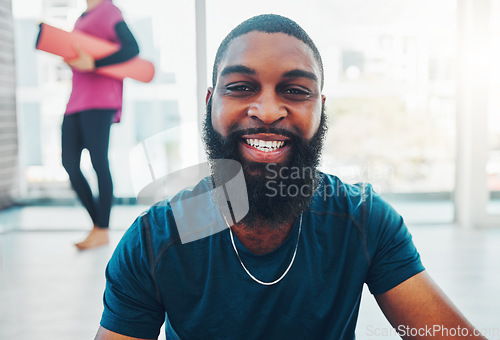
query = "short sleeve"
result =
(100, 216, 165, 339)
(103, 2, 124, 30)
(364, 195, 425, 295)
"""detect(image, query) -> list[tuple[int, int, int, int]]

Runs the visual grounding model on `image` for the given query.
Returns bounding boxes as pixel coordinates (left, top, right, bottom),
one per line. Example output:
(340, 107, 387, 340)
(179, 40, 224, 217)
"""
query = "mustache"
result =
(228, 127, 301, 140)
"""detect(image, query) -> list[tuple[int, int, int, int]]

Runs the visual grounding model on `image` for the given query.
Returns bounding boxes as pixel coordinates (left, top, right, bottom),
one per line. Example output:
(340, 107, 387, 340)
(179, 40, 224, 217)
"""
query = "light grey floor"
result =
(0, 205, 499, 340)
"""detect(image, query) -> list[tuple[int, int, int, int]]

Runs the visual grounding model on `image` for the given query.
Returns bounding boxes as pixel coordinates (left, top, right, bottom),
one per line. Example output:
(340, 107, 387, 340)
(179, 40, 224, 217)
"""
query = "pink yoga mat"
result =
(36, 23, 155, 83)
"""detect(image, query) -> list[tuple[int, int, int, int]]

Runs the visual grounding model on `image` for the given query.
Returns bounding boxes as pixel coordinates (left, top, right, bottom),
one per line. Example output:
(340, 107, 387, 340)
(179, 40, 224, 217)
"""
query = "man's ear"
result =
(206, 87, 213, 105)
(321, 94, 326, 105)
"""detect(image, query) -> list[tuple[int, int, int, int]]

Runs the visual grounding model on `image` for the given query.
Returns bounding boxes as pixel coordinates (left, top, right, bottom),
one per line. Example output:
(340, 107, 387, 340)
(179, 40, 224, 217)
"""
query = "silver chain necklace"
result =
(227, 214, 302, 286)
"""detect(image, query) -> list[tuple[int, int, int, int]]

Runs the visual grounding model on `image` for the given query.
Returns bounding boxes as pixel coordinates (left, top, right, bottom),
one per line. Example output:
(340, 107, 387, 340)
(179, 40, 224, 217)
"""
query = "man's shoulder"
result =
(312, 172, 380, 213)
(311, 172, 402, 234)
(123, 177, 216, 249)
(312, 173, 408, 257)
(116, 201, 180, 260)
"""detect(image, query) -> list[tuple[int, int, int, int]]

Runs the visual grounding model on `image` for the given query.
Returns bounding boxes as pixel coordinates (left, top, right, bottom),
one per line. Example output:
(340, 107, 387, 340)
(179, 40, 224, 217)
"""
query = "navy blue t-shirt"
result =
(100, 173, 424, 339)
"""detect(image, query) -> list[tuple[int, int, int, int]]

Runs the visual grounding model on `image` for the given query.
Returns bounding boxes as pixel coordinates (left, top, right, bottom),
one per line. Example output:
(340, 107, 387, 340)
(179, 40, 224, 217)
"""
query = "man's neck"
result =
(230, 219, 295, 255)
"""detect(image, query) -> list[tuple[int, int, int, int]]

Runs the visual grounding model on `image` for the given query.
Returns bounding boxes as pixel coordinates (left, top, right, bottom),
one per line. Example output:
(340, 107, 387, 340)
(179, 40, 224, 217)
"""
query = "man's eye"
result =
(227, 84, 253, 92)
(286, 88, 308, 94)
(283, 87, 311, 98)
(224, 83, 256, 97)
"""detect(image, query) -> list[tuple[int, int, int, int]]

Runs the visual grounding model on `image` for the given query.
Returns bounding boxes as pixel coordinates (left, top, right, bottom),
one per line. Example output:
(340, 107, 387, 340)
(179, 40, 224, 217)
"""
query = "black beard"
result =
(202, 97, 328, 228)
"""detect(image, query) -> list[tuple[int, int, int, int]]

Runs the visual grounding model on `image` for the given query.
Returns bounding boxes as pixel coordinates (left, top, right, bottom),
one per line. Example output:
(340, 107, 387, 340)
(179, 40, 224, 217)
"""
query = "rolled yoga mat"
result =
(36, 23, 155, 83)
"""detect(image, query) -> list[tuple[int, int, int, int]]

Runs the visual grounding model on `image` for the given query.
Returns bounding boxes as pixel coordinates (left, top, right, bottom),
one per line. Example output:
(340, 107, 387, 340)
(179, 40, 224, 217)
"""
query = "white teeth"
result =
(245, 139, 286, 152)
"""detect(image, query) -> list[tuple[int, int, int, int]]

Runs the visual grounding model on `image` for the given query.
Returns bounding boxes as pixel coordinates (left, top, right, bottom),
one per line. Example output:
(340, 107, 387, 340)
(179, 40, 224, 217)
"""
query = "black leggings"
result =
(61, 109, 115, 228)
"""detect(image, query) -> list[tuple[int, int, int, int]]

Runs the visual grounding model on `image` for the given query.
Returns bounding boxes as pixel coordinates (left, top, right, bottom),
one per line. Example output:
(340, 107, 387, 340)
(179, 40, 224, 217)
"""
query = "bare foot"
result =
(75, 227, 109, 250)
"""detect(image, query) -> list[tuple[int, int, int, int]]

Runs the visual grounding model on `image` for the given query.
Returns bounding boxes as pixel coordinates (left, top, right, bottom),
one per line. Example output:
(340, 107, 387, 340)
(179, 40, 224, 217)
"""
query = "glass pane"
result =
(207, 0, 457, 223)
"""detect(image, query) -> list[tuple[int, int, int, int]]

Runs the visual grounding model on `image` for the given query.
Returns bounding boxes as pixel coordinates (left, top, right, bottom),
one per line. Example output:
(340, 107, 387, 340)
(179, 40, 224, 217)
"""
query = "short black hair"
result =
(211, 14, 324, 89)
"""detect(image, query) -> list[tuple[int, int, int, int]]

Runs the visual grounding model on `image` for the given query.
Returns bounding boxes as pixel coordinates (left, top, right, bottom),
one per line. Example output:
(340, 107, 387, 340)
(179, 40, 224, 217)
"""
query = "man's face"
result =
(207, 31, 325, 167)
(204, 31, 326, 226)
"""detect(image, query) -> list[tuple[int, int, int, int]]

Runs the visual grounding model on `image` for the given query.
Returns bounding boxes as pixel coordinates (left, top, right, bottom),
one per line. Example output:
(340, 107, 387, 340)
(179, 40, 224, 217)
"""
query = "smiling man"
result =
(95, 14, 485, 340)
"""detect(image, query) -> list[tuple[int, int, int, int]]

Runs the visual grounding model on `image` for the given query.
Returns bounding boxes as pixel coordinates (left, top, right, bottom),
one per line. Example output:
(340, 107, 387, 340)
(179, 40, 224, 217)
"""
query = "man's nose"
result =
(247, 92, 287, 124)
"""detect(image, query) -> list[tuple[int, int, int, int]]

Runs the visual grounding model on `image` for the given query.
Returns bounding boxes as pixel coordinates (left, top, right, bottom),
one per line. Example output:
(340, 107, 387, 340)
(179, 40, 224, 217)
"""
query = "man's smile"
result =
(240, 133, 291, 162)
(244, 139, 286, 152)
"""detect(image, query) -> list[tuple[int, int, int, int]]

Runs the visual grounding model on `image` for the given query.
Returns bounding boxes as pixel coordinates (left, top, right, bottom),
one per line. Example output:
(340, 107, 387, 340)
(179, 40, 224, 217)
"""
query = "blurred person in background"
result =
(62, 0, 139, 250)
